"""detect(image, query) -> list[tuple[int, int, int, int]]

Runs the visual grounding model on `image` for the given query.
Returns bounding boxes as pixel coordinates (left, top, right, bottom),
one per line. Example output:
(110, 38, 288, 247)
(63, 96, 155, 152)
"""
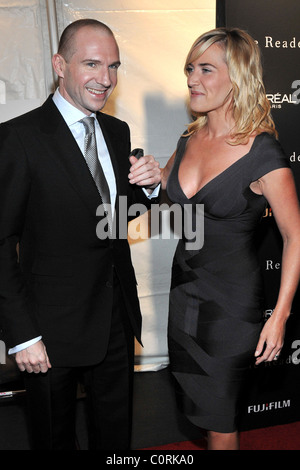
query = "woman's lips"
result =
(191, 90, 205, 96)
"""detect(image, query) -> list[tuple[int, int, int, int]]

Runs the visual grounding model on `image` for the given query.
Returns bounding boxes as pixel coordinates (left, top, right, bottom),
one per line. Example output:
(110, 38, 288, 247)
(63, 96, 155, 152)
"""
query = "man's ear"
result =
(52, 53, 66, 78)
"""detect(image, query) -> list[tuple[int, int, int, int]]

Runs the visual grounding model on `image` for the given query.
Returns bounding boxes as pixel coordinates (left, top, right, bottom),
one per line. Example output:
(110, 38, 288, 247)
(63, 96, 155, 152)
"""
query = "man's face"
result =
(53, 27, 120, 115)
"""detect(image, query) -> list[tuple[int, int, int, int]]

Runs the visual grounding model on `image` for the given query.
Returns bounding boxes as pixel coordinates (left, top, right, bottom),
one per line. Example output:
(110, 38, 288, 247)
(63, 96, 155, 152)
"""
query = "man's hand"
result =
(15, 340, 52, 374)
(128, 154, 161, 192)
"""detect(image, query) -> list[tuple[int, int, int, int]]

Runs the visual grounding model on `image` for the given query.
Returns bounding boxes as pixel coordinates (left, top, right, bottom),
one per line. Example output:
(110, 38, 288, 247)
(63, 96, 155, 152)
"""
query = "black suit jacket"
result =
(0, 96, 157, 367)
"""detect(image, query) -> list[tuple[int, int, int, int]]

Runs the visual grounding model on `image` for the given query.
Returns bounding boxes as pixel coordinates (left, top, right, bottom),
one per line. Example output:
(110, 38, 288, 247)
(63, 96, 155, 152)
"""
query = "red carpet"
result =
(143, 421, 300, 450)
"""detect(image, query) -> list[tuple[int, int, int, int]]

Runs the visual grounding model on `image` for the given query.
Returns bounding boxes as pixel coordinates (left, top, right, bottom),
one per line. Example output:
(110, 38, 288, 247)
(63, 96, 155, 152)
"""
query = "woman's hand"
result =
(254, 312, 286, 365)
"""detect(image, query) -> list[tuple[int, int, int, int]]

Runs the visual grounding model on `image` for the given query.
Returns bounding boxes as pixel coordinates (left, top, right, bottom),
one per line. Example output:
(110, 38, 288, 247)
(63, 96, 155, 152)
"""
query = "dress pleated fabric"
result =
(167, 132, 290, 432)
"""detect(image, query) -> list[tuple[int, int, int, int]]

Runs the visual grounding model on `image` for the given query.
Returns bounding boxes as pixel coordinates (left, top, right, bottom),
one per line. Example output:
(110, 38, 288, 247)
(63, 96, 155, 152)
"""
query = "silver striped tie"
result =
(81, 116, 112, 234)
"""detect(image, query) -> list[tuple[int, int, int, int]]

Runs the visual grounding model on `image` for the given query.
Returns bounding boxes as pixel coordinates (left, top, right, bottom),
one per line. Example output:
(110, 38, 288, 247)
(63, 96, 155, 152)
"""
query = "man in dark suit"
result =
(0, 19, 160, 449)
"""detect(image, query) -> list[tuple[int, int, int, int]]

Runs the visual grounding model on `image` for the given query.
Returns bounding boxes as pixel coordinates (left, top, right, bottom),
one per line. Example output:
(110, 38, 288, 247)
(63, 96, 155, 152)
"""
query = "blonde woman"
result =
(162, 28, 300, 450)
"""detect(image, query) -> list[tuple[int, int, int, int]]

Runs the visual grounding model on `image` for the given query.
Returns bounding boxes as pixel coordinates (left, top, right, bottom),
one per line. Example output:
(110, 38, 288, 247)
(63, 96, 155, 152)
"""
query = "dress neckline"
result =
(177, 132, 265, 201)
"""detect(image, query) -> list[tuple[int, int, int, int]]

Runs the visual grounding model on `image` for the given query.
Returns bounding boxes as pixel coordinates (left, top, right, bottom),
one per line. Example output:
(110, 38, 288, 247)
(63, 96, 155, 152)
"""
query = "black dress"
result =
(166, 132, 290, 432)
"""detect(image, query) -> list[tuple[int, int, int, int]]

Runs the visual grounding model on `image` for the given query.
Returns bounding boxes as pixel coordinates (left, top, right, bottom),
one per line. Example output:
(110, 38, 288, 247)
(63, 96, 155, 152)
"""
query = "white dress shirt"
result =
(53, 88, 117, 215)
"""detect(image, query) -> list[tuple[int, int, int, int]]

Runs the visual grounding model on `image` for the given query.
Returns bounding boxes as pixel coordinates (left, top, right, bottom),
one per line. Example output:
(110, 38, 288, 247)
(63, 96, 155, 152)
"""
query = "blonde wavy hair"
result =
(184, 27, 277, 144)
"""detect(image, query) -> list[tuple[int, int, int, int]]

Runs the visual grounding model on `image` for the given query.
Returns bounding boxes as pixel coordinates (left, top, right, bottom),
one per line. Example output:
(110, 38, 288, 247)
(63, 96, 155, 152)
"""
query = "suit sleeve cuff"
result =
(142, 184, 161, 199)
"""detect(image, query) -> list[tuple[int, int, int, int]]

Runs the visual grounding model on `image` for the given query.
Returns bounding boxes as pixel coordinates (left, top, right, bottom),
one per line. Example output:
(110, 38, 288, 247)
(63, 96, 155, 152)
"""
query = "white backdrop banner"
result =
(0, 0, 216, 370)
(0, 0, 53, 121)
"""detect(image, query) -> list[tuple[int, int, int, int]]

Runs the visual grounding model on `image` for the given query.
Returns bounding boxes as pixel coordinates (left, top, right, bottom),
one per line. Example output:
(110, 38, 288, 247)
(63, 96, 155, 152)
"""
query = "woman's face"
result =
(186, 42, 233, 115)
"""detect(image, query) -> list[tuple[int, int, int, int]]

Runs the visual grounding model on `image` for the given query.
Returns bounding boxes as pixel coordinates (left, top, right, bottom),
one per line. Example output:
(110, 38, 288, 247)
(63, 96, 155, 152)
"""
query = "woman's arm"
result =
(254, 167, 300, 364)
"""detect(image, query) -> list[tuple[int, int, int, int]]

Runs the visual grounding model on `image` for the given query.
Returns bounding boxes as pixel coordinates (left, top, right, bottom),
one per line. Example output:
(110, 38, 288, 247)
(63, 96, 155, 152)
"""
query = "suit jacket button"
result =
(106, 281, 112, 288)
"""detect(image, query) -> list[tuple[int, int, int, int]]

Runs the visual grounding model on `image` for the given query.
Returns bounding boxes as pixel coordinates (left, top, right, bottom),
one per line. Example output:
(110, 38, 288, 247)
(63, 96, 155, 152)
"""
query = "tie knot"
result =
(81, 116, 95, 135)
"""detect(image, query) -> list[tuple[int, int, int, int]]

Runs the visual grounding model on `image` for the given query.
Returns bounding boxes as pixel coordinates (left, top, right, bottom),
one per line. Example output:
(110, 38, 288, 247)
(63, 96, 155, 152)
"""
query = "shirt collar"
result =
(52, 88, 96, 126)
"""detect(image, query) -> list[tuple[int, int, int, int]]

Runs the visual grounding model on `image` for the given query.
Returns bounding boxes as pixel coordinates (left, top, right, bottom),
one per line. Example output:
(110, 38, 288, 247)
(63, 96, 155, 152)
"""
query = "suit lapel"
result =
(39, 97, 103, 215)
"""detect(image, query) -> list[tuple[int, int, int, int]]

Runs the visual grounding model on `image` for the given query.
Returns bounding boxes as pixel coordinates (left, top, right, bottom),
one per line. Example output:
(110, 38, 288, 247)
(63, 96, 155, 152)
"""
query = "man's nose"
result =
(96, 67, 111, 87)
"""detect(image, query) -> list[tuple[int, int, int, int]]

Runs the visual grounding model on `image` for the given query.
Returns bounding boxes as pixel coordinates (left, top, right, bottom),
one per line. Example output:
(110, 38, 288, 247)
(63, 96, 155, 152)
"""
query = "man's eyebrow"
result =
(82, 59, 101, 64)
(82, 59, 121, 67)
